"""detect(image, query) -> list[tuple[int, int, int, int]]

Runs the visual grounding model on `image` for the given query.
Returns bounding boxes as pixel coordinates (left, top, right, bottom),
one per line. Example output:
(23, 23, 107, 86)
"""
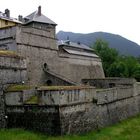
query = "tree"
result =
(93, 39, 140, 81)
(107, 61, 128, 77)
(93, 39, 119, 76)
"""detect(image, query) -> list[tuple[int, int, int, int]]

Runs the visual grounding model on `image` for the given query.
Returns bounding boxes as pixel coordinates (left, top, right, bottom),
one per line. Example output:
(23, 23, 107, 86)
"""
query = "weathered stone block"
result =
(0, 88, 6, 128)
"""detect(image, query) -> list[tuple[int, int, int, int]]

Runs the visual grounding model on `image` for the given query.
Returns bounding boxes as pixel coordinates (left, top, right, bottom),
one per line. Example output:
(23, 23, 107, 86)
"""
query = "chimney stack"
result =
(18, 15, 23, 22)
(5, 9, 10, 18)
(38, 6, 41, 16)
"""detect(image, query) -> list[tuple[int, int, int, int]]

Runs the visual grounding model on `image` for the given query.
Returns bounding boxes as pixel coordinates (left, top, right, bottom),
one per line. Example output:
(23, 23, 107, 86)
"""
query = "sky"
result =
(0, 0, 140, 45)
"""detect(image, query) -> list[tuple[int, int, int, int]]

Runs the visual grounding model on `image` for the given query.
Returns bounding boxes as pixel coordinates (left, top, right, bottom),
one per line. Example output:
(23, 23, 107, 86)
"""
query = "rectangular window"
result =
(5, 20, 8, 25)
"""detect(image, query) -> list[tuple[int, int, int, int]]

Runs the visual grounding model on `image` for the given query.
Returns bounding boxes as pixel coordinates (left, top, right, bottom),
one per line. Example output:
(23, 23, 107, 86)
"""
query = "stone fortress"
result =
(0, 6, 140, 135)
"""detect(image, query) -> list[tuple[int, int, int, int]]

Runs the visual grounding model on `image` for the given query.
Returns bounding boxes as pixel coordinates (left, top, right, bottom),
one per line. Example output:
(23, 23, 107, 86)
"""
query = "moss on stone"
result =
(38, 85, 94, 91)
(0, 50, 21, 58)
(6, 85, 32, 92)
(25, 96, 38, 104)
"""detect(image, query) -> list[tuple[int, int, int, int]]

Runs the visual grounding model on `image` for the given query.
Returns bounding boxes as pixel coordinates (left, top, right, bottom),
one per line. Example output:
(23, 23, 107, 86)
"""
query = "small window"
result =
(5, 20, 8, 25)
(109, 83, 115, 88)
(43, 63, 49, 70)
(46, 80, 52, 86)
(44, 63, 47, 69)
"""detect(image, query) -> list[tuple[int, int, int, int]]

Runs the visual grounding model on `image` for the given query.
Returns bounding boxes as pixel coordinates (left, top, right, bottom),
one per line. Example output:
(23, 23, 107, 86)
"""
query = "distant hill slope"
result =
(57, 31, 140, 57)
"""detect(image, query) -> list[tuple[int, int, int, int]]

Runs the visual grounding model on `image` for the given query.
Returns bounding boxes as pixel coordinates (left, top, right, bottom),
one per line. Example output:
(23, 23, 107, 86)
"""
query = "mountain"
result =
(57, 31, 140, 57)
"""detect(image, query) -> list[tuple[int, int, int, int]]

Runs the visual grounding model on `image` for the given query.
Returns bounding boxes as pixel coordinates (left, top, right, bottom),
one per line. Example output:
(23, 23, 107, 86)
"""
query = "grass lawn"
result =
(1, 114, 140, 140)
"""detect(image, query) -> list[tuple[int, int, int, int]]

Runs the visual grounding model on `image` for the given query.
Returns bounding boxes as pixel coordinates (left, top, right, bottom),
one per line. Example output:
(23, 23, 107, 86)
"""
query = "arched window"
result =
(46, 80, 52, 86)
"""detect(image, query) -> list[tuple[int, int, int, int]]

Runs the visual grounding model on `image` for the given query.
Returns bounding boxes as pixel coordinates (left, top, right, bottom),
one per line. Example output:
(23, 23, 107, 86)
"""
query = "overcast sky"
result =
(0, 0, 140, 45)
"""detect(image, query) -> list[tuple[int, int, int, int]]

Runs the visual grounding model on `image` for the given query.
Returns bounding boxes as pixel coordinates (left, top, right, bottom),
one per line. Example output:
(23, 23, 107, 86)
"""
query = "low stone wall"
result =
(38, 86, 95, 105)
(5, 89, 36, 105)
(82, 78, 136, 88)
(96, 86, 134, 104)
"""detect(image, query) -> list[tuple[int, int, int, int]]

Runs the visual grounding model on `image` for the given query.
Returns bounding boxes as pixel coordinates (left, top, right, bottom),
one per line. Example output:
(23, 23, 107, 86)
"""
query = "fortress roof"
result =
(24, 6, 56, 25)
(58, 40, 99, 58)
(58, 40, 93, 51)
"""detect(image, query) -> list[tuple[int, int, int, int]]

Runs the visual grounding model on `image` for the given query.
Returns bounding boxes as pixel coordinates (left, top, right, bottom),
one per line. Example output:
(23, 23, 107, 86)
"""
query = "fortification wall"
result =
(0, 26, 17, 51)
(16, 26, 104, 85)
(5, 83, 140, 135)
(57, 55, 104, 84)
(0, 52, 27, 128)
(7, 106, 61, 135)
(5, 89, 36, 106)
(0, 26, 104, 85)
(59, 85, 140, 134)
(82, 78, 136, 88)
(0, 54, 27, 85)
(38, 86, 95, 105)
(0, 87, 6, 128)
(17, 42, 104, 85)
(17, 43, 58, 85)
(16, 26, 57, 50)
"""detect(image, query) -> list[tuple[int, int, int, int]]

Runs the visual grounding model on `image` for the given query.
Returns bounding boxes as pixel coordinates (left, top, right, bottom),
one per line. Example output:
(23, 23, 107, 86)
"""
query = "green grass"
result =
(1, 115, 140, 140)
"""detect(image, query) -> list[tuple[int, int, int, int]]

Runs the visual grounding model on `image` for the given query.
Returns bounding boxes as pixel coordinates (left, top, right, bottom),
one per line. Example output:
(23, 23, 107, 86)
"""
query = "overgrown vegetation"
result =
(93, 39, 140, 81)
(1, 114, 140, 140)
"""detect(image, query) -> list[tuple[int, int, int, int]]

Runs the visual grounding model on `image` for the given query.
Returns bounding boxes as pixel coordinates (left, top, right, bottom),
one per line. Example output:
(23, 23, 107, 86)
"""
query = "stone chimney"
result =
(5, 9, 10, 18)
(38, 6, 41, 16)
(18, 15, 23, 22)
(77, 41, 81, 45)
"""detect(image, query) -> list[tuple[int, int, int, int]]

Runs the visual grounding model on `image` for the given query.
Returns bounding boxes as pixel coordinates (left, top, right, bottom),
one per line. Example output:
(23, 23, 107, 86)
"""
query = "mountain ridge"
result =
(57, 31, 140, 57)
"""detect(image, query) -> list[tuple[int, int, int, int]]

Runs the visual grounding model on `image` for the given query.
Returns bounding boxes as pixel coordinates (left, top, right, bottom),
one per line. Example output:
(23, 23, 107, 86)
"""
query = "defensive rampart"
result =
(5, 82, 140, 135)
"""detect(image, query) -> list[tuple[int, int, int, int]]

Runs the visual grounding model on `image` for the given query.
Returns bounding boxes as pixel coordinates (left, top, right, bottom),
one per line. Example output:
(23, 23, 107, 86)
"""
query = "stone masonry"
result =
(1, 7, 140, 135)
(0, 86, 5, 128)
(5, 81, 140, 135)
(0, 7, 104, 85)
(0, 51, 27, 128)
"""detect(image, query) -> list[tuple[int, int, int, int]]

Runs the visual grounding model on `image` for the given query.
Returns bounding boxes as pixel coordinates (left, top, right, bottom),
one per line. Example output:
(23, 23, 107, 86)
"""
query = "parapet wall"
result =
(82, 78, 136, 88)
(96, 86, 134, 105)
(38, 86, 95, 105)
